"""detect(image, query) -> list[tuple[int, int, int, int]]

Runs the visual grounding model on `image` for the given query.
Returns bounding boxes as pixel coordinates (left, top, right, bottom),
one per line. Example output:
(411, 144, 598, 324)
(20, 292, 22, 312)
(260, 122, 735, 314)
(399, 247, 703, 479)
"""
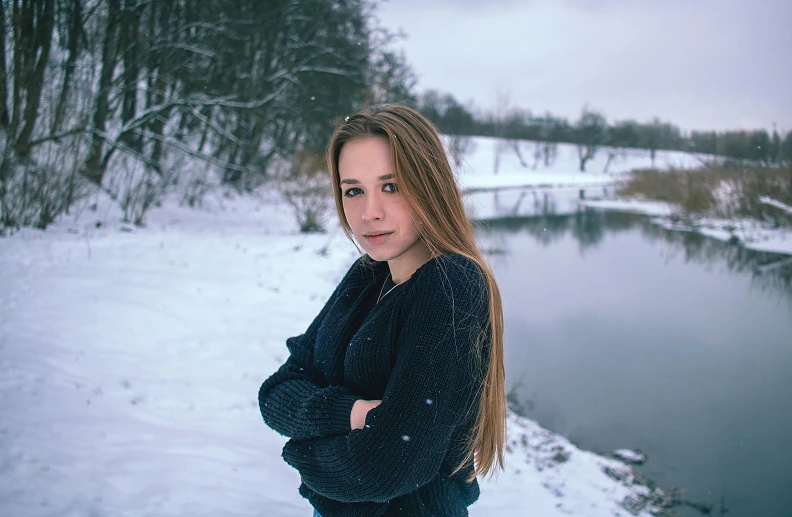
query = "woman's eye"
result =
(343, 187, 363, 197)
(383, 183, 398, 193)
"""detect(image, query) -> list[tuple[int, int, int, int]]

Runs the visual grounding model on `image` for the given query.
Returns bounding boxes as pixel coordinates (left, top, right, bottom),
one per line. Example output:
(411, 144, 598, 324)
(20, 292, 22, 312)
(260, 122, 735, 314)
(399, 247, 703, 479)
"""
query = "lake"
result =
(469, 189, 792, 517)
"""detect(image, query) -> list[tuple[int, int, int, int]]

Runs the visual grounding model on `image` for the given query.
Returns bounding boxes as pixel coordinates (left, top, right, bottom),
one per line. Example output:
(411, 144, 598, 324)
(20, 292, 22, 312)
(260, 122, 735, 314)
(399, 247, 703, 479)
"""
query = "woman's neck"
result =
(387, 241, 433, 284)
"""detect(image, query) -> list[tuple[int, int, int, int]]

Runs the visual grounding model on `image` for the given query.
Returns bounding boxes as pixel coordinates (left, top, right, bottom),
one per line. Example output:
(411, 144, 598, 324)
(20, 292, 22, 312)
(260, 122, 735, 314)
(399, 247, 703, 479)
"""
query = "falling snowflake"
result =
(402, 435, 411, 442)
(425, 399, 433, 405)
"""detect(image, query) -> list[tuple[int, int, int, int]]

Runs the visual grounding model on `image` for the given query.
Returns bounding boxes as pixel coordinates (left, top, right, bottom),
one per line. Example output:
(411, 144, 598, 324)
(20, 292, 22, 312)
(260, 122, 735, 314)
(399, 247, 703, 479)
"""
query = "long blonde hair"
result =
(326, 104, 506, 481)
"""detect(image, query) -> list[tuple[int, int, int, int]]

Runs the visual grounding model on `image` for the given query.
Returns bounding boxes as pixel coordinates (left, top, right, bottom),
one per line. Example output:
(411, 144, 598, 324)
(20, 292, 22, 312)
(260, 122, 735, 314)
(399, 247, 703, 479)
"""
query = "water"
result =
(471, 192, 792, 517)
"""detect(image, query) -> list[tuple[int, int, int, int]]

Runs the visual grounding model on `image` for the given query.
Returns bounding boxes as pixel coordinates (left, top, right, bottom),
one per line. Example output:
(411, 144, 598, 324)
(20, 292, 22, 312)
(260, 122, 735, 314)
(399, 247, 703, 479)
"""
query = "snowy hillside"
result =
(450, 135, 704, 192)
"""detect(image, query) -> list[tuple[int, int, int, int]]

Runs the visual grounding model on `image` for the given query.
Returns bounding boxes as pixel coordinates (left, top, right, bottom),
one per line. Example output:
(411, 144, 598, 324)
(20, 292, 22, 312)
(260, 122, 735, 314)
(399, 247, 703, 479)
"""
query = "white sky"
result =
(375, 0, 792, 133)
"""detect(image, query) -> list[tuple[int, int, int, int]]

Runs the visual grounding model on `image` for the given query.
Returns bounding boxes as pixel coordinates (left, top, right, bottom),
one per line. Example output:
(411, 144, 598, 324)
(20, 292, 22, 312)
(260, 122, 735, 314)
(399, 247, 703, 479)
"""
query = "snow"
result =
(612, 450, 647, 465)
(451, 135, 703, 193)
(581, 199, 792, 256)
(1, 191, 663, 517)
(579, 199, 675, 218)
(460, 170, 615, 193)
(759, 196, 792, 216)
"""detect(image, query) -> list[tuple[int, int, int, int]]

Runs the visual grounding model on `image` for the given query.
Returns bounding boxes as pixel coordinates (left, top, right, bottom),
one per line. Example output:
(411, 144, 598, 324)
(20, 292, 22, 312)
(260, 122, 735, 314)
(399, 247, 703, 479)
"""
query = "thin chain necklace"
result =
(377, 273, 399, 303)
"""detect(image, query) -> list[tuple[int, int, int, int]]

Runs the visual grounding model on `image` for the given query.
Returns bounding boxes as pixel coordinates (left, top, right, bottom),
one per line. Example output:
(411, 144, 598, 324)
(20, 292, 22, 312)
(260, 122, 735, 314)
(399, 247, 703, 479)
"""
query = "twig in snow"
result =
(759, 196, 792, 215)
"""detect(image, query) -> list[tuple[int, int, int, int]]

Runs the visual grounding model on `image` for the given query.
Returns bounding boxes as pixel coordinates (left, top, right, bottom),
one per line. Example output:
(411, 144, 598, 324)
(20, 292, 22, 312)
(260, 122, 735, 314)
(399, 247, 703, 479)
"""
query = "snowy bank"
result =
(582, 199, 792, 256)
(0, 193, 667, 517)
(446, 136, 792, 256)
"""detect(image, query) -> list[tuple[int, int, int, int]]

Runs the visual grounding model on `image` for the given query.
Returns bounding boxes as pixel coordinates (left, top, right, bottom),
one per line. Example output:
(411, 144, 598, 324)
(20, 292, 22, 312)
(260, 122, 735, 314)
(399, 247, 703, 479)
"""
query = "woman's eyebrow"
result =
(340, 174, 393, 185)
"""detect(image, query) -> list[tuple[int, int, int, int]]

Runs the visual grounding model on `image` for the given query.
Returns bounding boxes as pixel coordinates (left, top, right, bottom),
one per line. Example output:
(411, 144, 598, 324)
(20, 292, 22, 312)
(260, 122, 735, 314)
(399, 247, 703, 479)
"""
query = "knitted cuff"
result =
(305, 386, 362, 436)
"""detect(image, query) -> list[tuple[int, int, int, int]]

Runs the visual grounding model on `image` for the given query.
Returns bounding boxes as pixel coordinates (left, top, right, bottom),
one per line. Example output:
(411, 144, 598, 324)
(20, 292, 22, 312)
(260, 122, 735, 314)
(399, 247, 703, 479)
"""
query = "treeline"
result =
(2, 1, 788, 233)
(417, 90, 792, 165)
(0, 0, 413, 231)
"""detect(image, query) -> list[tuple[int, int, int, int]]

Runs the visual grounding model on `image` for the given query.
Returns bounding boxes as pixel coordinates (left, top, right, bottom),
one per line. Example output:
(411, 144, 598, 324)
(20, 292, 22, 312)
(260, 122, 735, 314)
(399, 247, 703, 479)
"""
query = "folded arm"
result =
(258, 259, 368, 440)
(258, 335, 362, 440)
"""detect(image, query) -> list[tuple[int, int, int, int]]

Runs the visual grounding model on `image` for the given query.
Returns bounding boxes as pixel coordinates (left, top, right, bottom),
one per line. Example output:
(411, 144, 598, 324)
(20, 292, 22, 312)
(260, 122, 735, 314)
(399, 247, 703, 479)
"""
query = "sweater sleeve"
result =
(258, 259, 366, 440)
(281, 257, 489, 503)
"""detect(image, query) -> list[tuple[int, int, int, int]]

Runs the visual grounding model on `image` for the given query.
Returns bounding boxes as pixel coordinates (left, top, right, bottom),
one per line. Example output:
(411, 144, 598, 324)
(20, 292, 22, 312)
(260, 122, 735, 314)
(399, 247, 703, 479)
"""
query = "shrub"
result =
(0, 138, 87, 233)
(620, 166, 792, 225)
(276, 149, 332, 233)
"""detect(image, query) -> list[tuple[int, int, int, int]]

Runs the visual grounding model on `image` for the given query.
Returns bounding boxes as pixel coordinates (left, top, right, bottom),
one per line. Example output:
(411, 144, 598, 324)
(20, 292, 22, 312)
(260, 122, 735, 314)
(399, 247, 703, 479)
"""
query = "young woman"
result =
(258, 104, 506, 517)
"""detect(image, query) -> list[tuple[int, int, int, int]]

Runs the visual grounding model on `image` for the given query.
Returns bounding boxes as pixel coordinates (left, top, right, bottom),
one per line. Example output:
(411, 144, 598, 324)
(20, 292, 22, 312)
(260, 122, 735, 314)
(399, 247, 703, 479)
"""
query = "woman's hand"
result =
(350, 399, 381, 430)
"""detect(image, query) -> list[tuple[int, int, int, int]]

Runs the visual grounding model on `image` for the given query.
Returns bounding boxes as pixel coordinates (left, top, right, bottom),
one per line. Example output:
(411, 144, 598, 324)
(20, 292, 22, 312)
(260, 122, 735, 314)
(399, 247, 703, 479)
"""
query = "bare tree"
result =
(492, 89, 511, 174)
(51, 0, 82, 133)
(0, 0, 9, 128)
(542, 141, 557, 167)
(10, 0, 56, 157)
(602, 147, 625, 173)
(448, 134, 475, 168)
(366, 28, 416, 105)
(530, 140, 557, 170)
(575, 105, 607, 172)
(84, 0, 120, 185)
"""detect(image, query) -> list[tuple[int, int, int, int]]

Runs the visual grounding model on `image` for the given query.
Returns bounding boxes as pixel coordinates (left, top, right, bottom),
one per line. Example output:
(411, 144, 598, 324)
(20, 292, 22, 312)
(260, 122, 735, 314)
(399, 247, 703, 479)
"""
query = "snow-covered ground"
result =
(452, 135, 703, 193)
(0, 191, 665, 517)
(3, 134, 785, 515)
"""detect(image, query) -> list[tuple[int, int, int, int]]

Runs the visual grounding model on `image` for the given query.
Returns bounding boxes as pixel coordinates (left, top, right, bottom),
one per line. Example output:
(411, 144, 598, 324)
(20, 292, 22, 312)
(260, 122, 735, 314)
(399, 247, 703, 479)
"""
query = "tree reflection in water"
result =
(475, 208, 792, 303)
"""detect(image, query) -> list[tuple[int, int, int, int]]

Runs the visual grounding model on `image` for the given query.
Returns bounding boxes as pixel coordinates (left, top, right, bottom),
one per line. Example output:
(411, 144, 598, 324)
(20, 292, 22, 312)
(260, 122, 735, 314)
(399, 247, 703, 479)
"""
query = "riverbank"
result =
(581, 198, 792, 256)
(454, 138, 792, 256)
(0, 191, 672, 516)
(582, 166, 792, 256)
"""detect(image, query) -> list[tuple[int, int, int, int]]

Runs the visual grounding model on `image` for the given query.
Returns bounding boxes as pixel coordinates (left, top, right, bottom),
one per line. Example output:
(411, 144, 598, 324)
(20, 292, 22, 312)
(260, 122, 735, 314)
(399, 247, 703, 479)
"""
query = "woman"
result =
(258, 104, 506, 517)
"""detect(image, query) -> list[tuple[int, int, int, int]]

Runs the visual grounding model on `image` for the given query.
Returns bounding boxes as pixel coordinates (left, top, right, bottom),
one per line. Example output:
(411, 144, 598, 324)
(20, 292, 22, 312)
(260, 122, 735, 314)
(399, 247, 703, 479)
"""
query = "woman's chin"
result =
(365, 250, 389, 262)
(358, 243, 390, 262)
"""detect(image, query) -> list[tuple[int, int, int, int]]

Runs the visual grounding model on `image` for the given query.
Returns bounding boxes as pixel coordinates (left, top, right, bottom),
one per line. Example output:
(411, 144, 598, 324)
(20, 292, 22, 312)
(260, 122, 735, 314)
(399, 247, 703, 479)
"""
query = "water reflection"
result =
(476, 209, 792, 302)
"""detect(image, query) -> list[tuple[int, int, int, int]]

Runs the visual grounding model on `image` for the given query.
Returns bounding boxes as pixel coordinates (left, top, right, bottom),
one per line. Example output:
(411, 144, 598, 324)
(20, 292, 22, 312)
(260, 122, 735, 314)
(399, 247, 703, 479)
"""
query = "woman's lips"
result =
(364, 231, 393, 244)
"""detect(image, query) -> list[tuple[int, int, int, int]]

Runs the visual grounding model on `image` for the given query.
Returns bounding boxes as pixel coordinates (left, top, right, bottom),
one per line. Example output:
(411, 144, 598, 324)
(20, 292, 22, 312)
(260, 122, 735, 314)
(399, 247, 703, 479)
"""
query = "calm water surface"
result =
(474, 204, 792, 517)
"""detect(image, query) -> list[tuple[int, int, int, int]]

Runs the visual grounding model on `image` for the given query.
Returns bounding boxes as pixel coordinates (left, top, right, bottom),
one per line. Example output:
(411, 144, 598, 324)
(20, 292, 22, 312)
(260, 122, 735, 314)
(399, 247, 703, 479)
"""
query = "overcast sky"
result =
(376, 0, 791, 132)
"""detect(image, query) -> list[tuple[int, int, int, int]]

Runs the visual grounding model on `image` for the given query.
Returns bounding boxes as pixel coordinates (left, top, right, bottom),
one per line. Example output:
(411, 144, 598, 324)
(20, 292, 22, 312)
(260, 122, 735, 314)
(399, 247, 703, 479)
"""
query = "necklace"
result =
(377, 273, 399, 304)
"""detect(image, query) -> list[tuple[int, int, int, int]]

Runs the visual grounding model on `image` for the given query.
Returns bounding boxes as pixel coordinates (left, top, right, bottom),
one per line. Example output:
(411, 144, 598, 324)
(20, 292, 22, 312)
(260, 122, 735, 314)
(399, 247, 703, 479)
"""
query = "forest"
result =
(0, 0, 415, 230)
(1, 0, 789, 233)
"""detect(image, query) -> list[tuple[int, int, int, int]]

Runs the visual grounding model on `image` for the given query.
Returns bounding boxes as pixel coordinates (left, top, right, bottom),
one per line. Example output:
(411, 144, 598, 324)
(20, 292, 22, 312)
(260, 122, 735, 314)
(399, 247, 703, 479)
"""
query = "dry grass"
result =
(620, 166, 792, 226)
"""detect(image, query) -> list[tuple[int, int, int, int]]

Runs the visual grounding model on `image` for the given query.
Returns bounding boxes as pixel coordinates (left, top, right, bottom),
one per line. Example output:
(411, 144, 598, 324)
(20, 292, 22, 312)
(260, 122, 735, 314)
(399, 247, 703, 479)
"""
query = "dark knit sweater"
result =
(258, 253, 491, 517)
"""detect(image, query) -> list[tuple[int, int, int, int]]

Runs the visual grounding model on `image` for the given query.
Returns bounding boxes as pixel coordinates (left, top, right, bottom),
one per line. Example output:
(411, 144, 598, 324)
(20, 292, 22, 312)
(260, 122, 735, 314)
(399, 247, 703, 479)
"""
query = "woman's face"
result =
(338, 137, 429, 275)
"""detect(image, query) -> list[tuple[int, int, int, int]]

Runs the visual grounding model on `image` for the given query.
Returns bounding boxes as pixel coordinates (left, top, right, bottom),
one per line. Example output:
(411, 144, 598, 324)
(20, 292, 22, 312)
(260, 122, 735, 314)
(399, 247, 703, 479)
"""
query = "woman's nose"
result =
(362, 193, 384, 222)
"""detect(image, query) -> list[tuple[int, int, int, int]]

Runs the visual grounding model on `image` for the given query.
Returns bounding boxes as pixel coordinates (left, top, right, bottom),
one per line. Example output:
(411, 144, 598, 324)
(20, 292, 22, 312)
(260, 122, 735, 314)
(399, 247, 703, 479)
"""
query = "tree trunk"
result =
(10, 0, 25, 138)
(14, 0, 55, 157)
(147, 0, 172, 175)
(0, 1, 9, 128)
(579, 146, 591, 172)
(119, 0, 140, 151)
(84, 0, 119, 185)
(52, 0, 82, 133)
